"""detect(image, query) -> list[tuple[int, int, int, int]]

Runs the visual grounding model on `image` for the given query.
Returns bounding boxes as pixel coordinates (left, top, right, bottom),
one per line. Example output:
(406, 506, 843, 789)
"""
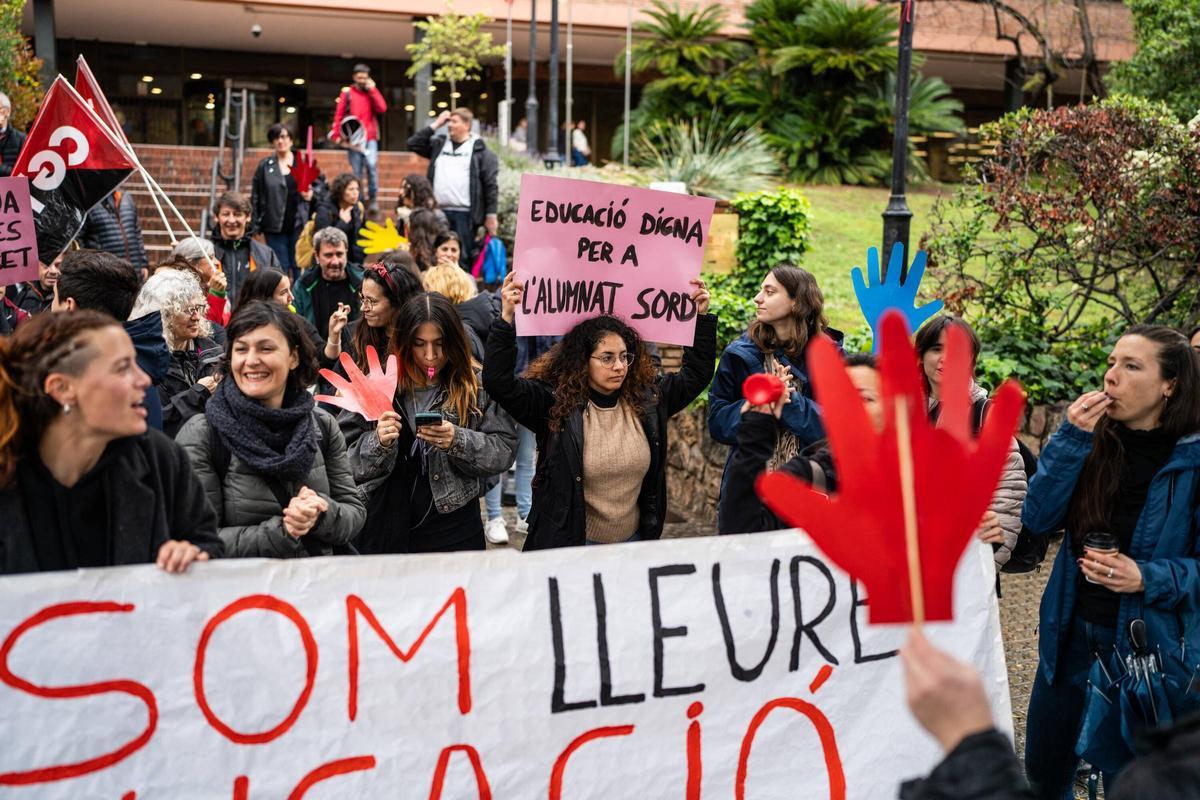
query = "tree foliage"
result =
(1109, 0, 1200, 121)
(406, 7, 506, 98)
(0, 0, 43, 129)
(619, 0, 964, 185)
(924, 95, 1200, 344)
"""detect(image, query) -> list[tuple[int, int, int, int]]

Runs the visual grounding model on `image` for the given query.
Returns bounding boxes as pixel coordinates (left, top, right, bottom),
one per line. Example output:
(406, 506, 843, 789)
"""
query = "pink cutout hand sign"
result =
(315, 346, 398, 421)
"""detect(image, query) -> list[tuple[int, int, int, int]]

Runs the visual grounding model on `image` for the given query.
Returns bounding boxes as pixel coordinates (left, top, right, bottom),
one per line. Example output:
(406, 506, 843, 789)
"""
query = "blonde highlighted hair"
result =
(422, 264, 477, 304)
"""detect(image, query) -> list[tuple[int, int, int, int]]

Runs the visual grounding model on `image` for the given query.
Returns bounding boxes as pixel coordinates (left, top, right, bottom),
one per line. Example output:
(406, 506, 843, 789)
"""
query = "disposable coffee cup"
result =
(1081, 531, 1119, 584)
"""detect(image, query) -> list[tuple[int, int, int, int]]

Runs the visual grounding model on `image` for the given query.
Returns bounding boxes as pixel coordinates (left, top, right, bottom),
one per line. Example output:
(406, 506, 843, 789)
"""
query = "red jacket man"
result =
(332, 64, 387, 206)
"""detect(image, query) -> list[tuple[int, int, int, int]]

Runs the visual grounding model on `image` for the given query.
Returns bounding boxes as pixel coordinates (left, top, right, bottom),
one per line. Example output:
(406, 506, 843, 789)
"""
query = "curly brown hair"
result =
(525, 315, 658, 431)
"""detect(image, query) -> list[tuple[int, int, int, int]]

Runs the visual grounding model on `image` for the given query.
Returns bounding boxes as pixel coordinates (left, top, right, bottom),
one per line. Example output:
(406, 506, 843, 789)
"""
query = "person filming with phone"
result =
(341, 293, 516, 553)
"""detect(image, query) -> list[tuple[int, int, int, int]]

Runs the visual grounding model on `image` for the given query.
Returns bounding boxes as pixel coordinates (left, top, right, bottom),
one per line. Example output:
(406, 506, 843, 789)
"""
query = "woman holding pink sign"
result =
(483, 273, 715, 549)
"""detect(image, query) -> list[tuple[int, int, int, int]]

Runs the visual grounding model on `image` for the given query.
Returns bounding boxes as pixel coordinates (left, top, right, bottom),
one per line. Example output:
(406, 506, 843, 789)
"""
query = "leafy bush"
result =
(0, 0, 42, 128)
(925, 94, 1200, 338)
(975, 316, 1111, 406)
(703, 272, 757, 351)
(724, 187, 813, 295)
(630, 113, 779, 200)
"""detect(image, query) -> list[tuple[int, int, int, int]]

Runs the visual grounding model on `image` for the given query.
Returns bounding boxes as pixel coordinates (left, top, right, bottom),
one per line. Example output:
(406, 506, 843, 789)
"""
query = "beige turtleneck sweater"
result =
(582, 400, 651, 544)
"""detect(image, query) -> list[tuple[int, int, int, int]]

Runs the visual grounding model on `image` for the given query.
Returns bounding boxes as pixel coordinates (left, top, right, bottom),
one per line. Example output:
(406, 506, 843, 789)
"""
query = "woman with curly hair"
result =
(408, 208, 446, 272)
(396, 174, 446, 229)
(130, 269, 223, 438)
(706, 265, 843, 527)
(341, 293, 516, 553)
(314, 172, 366, 265)
(483, 273, 716, 549)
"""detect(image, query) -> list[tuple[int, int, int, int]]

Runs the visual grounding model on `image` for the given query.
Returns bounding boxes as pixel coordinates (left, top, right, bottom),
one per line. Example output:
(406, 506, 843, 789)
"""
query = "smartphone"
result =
(414, 411, 444, 428)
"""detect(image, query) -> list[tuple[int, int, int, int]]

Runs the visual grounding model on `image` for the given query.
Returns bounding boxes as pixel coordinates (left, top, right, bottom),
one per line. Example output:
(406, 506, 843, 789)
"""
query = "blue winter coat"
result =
(707, 331, 843, 506)
(124, 312, 171, 432)
(1023, 421, 1200, 685)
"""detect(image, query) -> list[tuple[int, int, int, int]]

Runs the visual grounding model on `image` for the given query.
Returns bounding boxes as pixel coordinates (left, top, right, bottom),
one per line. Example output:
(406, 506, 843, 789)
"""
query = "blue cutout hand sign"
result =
(852, 242, 944, 353)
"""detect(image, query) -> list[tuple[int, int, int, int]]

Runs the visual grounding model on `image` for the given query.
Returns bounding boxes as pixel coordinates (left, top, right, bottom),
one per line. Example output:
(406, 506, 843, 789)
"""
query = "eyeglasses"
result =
(184, 304, 207, 317)
(591, 352, 634, 368)
(360, 296, 388, 310)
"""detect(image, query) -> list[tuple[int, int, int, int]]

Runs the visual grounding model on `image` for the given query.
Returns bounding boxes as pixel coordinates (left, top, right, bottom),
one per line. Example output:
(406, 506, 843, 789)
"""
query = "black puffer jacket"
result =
(0, 429, 224, 573)
(0, 126, 25, 178)
(80, 191, 148, 269)
(13, 282, 52, 315)
(717, 411, 838, 535)
(483, 314, 717, 549)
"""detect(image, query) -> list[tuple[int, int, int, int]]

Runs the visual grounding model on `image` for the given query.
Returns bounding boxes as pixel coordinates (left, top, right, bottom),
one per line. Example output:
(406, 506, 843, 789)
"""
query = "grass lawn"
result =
(790, 183, 953, 333)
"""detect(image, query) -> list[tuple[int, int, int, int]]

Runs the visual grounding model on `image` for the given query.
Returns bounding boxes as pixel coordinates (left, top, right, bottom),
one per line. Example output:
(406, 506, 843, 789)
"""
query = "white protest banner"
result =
(0, 531, 1010, 799)
(513, 174, 716, 346)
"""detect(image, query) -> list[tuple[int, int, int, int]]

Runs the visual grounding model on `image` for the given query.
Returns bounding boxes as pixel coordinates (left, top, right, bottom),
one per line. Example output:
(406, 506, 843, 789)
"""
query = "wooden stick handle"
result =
(895, 395, 925, 626)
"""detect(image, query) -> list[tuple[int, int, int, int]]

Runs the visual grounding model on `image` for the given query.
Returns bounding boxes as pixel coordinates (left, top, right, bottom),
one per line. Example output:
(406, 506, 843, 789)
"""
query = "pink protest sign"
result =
(513, 174, 715, 345)
(0, 177, 38, 285)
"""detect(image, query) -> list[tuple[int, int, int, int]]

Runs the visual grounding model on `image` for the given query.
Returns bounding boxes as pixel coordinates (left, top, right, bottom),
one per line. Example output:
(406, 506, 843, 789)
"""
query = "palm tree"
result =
(615, 0, 747, 78)
(771, 0, 898, 80)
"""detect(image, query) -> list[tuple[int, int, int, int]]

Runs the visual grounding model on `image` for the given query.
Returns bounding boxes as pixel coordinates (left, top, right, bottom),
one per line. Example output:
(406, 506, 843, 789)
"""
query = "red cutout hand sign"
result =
(756, 312, 1024, 624)
(315, 346, 398, 421)
(292, 154, 320, 194)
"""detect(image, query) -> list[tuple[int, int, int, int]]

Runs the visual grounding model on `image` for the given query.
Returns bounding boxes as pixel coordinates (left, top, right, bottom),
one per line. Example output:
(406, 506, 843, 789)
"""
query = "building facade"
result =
(23, 0, 1134, 162)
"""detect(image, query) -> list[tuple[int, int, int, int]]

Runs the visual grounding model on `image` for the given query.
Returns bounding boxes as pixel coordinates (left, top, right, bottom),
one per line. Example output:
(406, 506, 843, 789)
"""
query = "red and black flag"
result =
(74, 55, 132, 148)
(11, 76, 137, 261)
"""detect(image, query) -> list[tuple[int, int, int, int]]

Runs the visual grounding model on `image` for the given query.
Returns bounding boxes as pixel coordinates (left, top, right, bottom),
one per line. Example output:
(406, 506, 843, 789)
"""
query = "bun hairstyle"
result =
(0, 311, 122, 487)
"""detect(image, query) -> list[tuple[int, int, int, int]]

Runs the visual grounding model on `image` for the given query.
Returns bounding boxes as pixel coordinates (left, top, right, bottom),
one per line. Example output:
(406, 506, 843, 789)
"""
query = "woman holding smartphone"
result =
(341, 293, 517, 553)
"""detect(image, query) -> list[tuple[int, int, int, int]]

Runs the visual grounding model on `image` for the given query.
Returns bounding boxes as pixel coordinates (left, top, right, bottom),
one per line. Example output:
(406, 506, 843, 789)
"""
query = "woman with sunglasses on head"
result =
(341, 293, 516, 553)
(483, 273, 716, 549)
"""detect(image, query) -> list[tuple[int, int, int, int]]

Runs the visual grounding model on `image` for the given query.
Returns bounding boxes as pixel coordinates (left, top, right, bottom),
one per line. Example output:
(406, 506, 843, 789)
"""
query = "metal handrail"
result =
(200, 82, 248, 236)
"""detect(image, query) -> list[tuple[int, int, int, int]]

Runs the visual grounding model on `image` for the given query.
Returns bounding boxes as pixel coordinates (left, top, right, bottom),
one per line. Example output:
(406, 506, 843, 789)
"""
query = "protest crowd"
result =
(3, 64, 1200, 800)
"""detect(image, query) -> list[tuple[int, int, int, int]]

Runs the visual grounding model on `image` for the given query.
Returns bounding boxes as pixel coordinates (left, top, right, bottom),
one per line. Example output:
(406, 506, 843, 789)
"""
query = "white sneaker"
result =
(485, 517, 509, 545)
(515, 516, 529, 534)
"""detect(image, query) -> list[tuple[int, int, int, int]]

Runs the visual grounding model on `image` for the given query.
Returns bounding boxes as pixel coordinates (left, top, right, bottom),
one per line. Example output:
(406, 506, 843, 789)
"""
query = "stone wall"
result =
(667, 401, 1069, 524)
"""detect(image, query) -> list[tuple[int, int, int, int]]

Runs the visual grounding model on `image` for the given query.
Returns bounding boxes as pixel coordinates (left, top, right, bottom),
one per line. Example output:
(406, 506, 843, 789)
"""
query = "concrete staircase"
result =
(127, 145, 428, 260)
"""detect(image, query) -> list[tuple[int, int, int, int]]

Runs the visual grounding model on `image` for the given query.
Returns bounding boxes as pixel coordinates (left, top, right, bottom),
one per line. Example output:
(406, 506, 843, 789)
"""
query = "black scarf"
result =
(205, 378, 317, 481)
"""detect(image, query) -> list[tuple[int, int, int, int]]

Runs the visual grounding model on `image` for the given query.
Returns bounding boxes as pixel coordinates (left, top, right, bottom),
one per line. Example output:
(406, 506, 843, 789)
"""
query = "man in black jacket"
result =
(406, 107, 499, 270)
(0, 92, 25, 178)
(13, 252, 62, 316)
(210, 190, 280, 305)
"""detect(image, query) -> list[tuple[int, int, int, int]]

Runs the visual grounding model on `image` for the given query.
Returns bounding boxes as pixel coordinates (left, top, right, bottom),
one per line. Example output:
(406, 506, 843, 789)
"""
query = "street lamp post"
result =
(881, 0, 915, 281)
(547, 0, 561, 164)
(526, 0, 539, 156)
